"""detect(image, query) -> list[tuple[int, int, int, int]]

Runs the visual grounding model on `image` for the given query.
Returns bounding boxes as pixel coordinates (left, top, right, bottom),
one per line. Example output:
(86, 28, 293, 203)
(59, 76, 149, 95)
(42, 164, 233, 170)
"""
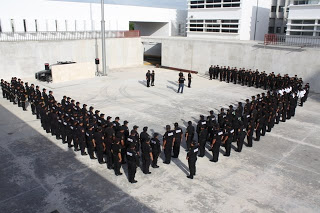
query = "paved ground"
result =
(1, 66, 320, 213)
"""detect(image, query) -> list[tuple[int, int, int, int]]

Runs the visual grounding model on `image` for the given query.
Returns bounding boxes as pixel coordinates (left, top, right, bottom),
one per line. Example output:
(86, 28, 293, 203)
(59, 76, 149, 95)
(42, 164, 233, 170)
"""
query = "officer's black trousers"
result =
(164, 147, 172, 163)
(113, 155, 121, 175)
(152, 152, 159, 166)
(188, 158, 196, 177)
(212, 142, 220, 162)
(225, 140, 231, 156)
(199, 140, 206, 157)
(128, 162, 136, 182)
(106, 148, 113, 168)
(142, 156, 151, 173)
(173, 142, 180, 158)
(247, 135, 253, 147)
(97, 149, 104, 163)
(87, 143, 95, 159)
(237, 139, 244, 152)
(256, 129, 261, 141)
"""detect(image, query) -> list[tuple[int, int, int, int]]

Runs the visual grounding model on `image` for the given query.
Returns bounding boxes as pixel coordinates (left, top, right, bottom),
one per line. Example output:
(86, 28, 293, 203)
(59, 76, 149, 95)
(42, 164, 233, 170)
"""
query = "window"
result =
(304, 20, 315, 24)
(293, 0, 307, 5)
(268, 27, 274, 33)
(291, 20, 315, 24)
(222, 20, 238, 23)
(221, 29, 238, 33)
(302, 32, 313, 36)
(23, 19, 27, 32)
(206, 29, 220, 32)
(279, 6, 284, 12)
(271, 6, 276, 12)
(283, 27, 287, 33)
(276, 27, 281, 33)
(222, 24, 238, 28)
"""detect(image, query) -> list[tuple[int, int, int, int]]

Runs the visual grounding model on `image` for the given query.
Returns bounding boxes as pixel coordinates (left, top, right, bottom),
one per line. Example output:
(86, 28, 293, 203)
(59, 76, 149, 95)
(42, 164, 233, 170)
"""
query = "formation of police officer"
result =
(1, 68, 310, 182)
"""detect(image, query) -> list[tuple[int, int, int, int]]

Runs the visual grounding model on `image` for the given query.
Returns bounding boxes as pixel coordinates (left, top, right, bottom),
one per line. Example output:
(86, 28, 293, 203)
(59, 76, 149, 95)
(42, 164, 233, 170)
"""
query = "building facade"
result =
(286, 0, 320, 36)
(186, 0, 271, 41)
(268, 0, 290, 34)
(0, 0, 187, 37)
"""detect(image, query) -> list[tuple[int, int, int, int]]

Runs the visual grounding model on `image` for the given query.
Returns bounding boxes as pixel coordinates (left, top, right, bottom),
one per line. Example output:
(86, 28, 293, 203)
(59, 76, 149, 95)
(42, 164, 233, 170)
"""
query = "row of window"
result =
(287, 19, 320, 36)
(292, 0, 320, 5)
(187, 19, 239, 33)
(189, 0, 240, 8)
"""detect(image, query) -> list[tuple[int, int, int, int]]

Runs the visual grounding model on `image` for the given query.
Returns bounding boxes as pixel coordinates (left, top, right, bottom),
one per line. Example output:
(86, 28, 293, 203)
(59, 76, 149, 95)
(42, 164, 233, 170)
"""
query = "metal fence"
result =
(264, 34, 320, 48)
(0, 30, 140, 42)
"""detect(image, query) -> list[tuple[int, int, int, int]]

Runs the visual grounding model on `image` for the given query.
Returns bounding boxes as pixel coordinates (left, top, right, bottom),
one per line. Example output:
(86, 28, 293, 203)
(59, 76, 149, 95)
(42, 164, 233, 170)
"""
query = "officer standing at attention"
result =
(111, 138, 123, 176)
(210, 126, 223, 162)
(151, 70, 155, 86)
(127, 143, 140, 183)
(141, 139, 153, 174)
(150, 133, 161, 168)
(177, 75, 186, 94)
(93, 127, 106, 164)
(186, 141, 198, 179)
(172, 122, 183, 158)
(188, 72, 192, 88)
(146, 70, 151, 87)
(163, 125, 175, 164)
(198, 125, 208, 157)
(185, 121, 195, 151)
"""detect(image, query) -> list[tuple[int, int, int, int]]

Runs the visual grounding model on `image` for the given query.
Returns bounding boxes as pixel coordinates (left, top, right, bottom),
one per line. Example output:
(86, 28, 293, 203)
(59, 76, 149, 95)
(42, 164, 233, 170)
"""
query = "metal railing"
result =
(0, 30, 140, 42)
(264, 34, 320, 48)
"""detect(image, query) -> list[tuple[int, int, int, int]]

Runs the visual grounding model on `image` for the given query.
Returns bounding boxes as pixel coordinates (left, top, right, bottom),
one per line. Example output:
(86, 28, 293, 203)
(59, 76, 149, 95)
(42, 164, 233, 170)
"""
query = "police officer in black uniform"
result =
(151, 133, 161, 168)
(127, 143, 140, 183)
(187, 141, 198, 179)
(173, 122, 183, 158)
(163, 125, 175, 164)
(185, 121, 195, 151)
(141, 139, 153, 174)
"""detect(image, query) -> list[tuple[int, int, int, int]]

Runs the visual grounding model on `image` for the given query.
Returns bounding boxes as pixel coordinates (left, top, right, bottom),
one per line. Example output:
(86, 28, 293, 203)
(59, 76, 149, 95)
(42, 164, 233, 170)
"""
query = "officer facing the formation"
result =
(126, 143, 140, 183)
(188, 72, 192, 88)
(177, 75, 186, 94)
(151, 70, 155, 86)
(146, 70, 151, 87)
(186, 140, 198, 179)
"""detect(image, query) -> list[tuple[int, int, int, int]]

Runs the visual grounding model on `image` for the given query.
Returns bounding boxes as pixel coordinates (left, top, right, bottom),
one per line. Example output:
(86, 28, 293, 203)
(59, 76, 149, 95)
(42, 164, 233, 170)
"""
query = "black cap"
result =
(174, 122, 178, 127)
(209, 110, 214, 114)
(115, 116, 120, 120)
(200, 115, 204, 118)
(107, 116, 112, 120)
(67, 97, 71, 100)
(133, 125, 139, 129)
(95, 110, 100, 113)
(154, 133, 159, 137)
(89, 106, 94, 110)
(124, 120, 129, 124)
(83, 104, 87, 107)
(143, 126, 148, 131)
(166, 125, 170, 129)
(76, 102, 80, 104)
(188, 121, 192, 125)
(101, 114, 105, 117)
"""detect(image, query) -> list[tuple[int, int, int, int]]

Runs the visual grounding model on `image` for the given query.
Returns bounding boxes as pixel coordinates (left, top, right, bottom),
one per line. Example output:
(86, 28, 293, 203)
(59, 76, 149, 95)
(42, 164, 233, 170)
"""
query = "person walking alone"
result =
(177, 75, 186, 94)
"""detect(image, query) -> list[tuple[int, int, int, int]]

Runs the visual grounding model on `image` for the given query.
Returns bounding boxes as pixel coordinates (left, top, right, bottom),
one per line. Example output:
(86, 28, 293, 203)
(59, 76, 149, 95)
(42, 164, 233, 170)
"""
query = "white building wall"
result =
(0, 0, 187, 36)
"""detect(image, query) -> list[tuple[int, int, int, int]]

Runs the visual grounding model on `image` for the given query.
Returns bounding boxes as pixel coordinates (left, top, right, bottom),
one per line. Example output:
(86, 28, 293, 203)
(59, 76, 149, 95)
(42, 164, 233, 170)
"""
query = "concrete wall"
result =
(134, 22, 170, 36)
(51, 62, 95, 83)
(161, 38, 320, 92)
(0, 38, 143, 79)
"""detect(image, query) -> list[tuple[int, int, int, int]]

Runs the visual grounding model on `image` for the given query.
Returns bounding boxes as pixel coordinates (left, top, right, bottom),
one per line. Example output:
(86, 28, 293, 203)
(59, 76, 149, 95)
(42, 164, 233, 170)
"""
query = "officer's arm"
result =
(223, 136, 228, 143)
(172, 137, 175, 147)
(211, 138, 216, 147)
(163, 140, 166, 149)
(150, 152, 153, 161)
(118, 153, 122, 162)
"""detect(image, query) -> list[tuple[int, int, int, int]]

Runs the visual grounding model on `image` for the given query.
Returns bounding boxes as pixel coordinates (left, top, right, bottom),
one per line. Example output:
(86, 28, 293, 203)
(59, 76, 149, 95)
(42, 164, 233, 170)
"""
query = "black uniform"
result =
(211, 130, 223, 162)
(187, 145, 198, 179)
(127, 147, 140, 183)
(94, 131, 105, 163)
(198, 128, 208, 157)
(163, 130, 175, 164)
(173, 127, 182, 158)
(111, 139, 122, 175)
(141, 142, 152, 174)
(150, 137, 161, 168)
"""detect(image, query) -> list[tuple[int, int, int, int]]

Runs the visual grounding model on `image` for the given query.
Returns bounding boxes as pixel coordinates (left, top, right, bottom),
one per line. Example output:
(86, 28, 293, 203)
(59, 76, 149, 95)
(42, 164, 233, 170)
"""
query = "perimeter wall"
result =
(161, 38, 320, 93)
(0, 37, 143, 79)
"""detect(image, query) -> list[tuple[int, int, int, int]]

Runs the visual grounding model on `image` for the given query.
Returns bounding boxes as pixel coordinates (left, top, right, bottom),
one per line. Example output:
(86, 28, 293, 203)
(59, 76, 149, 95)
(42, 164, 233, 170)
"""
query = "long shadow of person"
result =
(121, 163, 129, 181)
(138, 80, 147, 87)
(167, 86, 177, 93)
(167, 80, 178, 86)
(172, 157, 189, 176)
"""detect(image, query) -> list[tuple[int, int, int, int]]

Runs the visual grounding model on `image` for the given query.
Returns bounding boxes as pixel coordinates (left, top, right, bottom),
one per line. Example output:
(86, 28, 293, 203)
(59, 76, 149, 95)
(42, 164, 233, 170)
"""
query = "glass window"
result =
(291, 20, 303, 24)
(271, 6, 276, 12)
(302, 32, 313, 36)
(279, 6, 284, 12)
(268, 27, 274, 33)
(290, 31, 301, 36)
(304, 20, 315, 24)
(276, 27, 281, 33)
(206, 29, 220, 32)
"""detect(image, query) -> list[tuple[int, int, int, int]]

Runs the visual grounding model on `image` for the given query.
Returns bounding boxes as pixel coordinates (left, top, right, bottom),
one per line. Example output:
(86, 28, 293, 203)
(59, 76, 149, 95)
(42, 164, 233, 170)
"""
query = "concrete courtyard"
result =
(1, 66, 320, 213)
